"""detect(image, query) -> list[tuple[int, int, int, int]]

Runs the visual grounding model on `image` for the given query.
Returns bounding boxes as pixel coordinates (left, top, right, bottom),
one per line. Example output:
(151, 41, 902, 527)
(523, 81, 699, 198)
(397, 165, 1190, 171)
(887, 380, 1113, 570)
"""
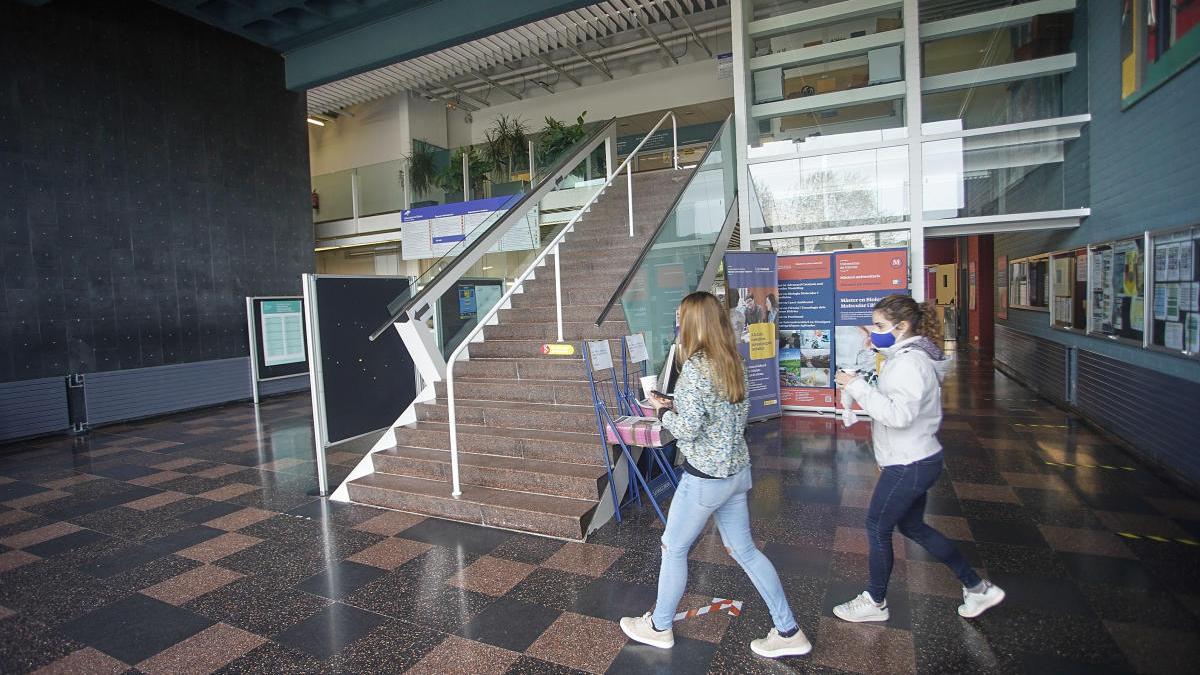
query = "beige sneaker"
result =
(619, 612, 674, 649)
(750, 627, 813, 658)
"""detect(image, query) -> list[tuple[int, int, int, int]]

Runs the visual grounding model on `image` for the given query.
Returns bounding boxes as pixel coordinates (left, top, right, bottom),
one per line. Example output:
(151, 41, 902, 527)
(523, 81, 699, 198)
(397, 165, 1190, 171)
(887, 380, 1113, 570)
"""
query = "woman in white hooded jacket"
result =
(832, 295, 1005, 623)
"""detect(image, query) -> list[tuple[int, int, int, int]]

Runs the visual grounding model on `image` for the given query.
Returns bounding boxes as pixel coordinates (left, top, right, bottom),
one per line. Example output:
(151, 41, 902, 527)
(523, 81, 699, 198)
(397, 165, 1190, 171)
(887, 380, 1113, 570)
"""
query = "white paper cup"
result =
(640, 375, 659, 398)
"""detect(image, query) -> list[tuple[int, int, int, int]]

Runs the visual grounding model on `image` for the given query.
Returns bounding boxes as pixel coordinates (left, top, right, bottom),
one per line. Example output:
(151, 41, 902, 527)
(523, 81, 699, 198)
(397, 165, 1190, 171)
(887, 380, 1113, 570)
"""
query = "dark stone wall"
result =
(0, 0, 312, 383)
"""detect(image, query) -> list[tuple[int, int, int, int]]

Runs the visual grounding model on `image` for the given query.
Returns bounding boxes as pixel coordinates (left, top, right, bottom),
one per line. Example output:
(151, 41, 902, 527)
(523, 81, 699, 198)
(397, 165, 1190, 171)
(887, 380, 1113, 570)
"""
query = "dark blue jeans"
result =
(866, 452, 981, 602)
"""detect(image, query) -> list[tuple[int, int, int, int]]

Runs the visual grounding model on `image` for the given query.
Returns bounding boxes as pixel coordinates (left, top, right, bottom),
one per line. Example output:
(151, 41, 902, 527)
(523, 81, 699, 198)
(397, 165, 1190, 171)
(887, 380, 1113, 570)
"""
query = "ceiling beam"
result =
(534, 52, 582, 87)
(632, 7, 679, 65)
(444, 82, 490, 107)
(473, 72, 524, 100)
(565, 42, 613, 79)
(284, 0, 600, 90)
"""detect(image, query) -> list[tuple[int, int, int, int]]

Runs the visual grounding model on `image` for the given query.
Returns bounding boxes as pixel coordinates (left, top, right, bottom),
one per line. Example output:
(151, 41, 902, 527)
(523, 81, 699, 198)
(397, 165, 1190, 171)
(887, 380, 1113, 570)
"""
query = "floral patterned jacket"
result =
(660, 353, 751, 479)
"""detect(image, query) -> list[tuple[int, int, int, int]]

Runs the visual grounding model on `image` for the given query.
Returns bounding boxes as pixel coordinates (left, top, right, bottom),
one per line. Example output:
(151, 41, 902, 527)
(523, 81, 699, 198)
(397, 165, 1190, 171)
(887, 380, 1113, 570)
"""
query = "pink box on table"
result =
(605, 416, 674, 447)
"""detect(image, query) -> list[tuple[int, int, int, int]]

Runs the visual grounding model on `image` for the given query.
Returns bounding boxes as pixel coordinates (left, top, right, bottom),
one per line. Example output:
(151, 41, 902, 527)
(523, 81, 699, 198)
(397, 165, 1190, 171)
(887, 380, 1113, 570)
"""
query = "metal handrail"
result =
(594, 114, 733, 327)
(441, 110, 681, 497)
(368, 117, 617, 342)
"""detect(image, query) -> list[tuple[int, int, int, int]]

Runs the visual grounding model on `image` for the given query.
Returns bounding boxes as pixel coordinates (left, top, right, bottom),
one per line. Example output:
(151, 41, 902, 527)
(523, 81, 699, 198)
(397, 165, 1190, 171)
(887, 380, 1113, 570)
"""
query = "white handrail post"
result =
(554, 244, 564, 342)
(447, 370, 461, 497)
(671, 113, 679, 170)
(626, 162, 634, 237)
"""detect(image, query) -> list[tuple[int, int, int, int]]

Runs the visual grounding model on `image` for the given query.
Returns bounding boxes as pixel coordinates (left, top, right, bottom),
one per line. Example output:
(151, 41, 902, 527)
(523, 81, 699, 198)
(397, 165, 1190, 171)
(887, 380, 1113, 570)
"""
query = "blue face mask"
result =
(869, 329, 897, 349)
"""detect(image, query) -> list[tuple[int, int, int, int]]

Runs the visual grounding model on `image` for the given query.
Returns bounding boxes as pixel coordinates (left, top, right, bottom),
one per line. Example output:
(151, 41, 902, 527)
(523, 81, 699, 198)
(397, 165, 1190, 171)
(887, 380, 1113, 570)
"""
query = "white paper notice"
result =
(626, 333, 649, 363)
(588, 339, 613, 371)
(1181, 241, 1196, 281)
(260, 300, 305, 367)
(1186, 282, 1200, 312)
(1166, 243, 1181, 281)
(1155, 245, 1169, 281)
(1165, 321, 1184, 350)
(1188, 313, 1200, 352)
(1167, 284, 1181, 321)
(1153, 284, 1169, 321)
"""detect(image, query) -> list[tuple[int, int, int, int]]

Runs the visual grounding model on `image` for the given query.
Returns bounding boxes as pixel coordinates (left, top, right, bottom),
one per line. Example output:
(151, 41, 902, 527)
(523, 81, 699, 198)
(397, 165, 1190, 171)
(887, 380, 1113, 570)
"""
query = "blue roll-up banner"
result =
(724, 251, 782, 421)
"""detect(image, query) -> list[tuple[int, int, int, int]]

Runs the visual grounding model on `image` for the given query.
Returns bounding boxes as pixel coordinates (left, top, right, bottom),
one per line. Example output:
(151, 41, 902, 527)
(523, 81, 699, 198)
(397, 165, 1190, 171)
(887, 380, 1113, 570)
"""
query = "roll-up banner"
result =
(778, 247, 908, 412)
(723, 251, 782, 421)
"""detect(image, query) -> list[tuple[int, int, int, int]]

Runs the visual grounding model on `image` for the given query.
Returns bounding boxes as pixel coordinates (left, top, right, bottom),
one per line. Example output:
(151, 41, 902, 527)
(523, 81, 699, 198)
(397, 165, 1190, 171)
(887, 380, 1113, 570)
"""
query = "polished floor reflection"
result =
(1, 356, 1198, 673)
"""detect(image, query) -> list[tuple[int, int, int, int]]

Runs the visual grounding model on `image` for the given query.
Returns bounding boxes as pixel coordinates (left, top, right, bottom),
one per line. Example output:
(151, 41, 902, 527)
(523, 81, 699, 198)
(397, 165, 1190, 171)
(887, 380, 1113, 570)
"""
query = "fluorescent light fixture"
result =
(482, 266, 494, 270)
(306, 117, 325, 126)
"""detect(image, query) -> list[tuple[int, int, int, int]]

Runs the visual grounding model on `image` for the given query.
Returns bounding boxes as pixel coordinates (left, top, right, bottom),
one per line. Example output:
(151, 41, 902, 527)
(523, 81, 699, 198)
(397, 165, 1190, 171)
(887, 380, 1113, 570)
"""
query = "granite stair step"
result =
(372, 446, 607, 500)
(455, 357, 589, 381)
(393, 421, 608, 466)
(510, 285, 617, 308)
(497, 304, 608, 324)
(483, 320, 628, 341)
(416, 398, 600, 434)
(465, 337, 621, 359)
(346, 472, 598, 540)
(435, 377, 593, 405)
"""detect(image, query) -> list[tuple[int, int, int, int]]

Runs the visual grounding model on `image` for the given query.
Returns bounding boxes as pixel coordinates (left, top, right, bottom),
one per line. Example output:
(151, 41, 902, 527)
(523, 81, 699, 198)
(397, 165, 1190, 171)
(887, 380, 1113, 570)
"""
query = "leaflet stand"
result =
(620, 334, 678, 493)
(583, 339, 674, 525)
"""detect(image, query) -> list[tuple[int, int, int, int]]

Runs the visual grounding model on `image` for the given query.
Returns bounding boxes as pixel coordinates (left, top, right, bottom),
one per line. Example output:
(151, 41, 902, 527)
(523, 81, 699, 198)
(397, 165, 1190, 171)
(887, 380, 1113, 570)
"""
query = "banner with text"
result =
(724, 251, 781, 421)
(401, 195, 539, 260)
(778, 247, 908, 410)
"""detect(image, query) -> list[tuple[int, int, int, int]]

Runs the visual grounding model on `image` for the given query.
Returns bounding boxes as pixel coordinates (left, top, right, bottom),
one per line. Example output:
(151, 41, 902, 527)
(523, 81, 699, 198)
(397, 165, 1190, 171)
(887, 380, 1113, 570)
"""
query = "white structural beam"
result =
(750, 29, 904, 72)
(534, 52, 582, 87)
(750, 81, 906, 119)
(920, 0, 1076, 41)
(925, 209, 1089, 237)
(748, 0, 902, 39)
(902, 0, 924, 303)
(472, 72, 523, 99)
(920, 54, 1077, 94)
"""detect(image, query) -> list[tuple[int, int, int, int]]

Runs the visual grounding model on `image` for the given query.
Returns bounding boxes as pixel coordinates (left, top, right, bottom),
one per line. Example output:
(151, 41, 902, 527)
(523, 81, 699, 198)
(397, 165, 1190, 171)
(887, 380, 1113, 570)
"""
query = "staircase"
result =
(346, 168, 692, 540)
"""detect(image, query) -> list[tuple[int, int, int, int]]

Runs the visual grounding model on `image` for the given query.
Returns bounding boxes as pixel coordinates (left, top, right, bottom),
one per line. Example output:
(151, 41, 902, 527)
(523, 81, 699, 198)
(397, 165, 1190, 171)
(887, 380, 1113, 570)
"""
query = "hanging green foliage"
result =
(482, 114, 530, 181)
(536, 111, 588, 172)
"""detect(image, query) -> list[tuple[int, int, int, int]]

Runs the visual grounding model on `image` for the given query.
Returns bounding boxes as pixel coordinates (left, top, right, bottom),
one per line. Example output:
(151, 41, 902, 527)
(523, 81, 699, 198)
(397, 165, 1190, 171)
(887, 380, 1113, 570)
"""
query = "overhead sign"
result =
(401, 195, 539, 260)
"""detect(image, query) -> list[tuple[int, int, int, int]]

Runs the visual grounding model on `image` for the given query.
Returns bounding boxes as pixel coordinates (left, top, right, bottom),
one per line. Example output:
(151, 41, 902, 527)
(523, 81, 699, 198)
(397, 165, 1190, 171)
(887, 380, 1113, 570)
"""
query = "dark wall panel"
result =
(0, 0, 312, 385)
(994, 325, 1068, 406)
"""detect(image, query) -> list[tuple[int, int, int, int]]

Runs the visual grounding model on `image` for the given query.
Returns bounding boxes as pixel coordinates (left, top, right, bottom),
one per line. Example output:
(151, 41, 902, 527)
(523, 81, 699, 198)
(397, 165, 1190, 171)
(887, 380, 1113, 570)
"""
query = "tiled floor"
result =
(1, 356, 1199, 673)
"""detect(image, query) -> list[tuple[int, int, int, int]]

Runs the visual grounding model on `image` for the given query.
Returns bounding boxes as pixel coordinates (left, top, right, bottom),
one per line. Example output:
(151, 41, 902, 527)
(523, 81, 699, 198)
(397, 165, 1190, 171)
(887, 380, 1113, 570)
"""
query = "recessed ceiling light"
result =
(306, 117, 325, 126)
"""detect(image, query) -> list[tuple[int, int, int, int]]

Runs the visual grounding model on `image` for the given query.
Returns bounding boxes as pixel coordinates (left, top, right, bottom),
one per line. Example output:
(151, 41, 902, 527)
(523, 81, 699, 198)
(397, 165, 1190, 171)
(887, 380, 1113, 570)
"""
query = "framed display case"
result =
(1149, 225, 1200, 358)
(1049, 248, 1088, 330)
(1087, 235, 1146, 345)
(1008, 254, 1050, 311)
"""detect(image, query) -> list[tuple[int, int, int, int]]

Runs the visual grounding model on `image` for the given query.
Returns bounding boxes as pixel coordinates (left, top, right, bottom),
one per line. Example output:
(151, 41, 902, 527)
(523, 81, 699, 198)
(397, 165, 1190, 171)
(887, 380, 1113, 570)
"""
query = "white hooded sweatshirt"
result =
(844, 335, 951, 467)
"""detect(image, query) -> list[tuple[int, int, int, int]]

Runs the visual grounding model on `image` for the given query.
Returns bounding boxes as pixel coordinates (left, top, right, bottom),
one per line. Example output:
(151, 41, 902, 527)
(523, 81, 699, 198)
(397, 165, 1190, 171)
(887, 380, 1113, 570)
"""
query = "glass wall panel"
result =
(753, 229, 911, 255)
(922, 17, 1073, 78)
(918, 0, 1017, 23)
(756, 99, 905, 145)
(1089, 237, 1146, 343)
(357, 159, 405, 217)
(749, 146, 909, 233)
(923, 140, 1065, 220)
(312, 169, 354, 223)
(921, 75, 1065, 131)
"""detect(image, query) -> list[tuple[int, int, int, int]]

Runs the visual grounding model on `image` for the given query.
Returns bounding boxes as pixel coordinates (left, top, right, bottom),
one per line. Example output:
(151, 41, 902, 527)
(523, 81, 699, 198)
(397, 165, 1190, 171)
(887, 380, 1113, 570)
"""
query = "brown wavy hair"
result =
(676, 291, 746, 403)
(874, 294, 943, 343)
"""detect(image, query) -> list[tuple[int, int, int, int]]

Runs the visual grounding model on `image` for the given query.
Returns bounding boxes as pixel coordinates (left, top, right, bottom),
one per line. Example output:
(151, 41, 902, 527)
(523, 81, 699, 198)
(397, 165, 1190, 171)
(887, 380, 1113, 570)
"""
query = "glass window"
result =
(923, 140, 1066, 220)
(919, 0, 1015, 24)
(753, 229, 910, 256)
(921, 75, 1069, 131)
(922, 15, 1074, 78)
(1088, 237, 1146, 343)
(749, 146, 909, 233)
(1123, 0, 1200, 105)
(1150, 227, 1200, 356)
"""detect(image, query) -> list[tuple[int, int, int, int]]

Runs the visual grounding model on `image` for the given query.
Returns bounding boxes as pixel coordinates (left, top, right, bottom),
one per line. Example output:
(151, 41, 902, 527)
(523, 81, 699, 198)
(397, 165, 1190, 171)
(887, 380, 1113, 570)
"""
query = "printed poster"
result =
(778, 247, 909, 411)
(260, 299, 305, 367)
(724, 251, 781, 421)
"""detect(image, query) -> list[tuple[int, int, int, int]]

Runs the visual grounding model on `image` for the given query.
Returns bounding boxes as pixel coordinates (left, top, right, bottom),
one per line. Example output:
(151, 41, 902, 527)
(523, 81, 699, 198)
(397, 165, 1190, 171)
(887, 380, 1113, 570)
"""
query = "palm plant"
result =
(482, 115, 529, 182)
(536, 111, 588, 172)
(405, 140, 441, 197)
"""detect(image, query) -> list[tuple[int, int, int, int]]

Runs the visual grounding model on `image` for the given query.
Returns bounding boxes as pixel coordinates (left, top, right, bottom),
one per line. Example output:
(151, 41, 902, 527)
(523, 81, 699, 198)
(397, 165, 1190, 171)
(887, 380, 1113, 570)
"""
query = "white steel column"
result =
(903, 0, 926, 301)
(731, 0, 753, 249)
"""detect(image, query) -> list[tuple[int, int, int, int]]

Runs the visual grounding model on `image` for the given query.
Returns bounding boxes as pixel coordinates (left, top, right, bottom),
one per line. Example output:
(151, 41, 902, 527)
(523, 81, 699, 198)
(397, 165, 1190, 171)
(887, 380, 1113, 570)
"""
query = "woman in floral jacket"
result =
(619, 291, 812, 660)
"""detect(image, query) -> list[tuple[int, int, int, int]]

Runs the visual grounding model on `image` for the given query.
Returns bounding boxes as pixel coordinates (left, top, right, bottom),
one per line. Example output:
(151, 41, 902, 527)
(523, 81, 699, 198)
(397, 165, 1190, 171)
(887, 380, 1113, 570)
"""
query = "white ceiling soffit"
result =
(306, 0, 731, 115)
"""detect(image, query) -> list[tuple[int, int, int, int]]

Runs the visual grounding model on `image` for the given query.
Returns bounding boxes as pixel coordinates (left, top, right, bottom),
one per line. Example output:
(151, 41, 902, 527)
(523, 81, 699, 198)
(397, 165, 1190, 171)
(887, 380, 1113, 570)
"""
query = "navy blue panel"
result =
(0, 376, 69, 442)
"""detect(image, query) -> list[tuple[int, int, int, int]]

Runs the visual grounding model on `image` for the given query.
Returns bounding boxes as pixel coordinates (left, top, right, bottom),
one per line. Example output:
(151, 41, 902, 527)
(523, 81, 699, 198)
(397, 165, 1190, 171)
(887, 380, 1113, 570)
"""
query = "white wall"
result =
(448, 41, 735, 146)
(309, 92, 449, 177)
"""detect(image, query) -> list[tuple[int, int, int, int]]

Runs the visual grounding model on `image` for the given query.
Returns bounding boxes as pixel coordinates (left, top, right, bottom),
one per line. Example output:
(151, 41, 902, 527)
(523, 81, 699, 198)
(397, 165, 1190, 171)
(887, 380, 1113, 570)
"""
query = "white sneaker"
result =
(620, 612, 674, 649)
(958, 582, 1005, 618)
(750, 627, 813, 658)
(833, 591, 890, 623)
